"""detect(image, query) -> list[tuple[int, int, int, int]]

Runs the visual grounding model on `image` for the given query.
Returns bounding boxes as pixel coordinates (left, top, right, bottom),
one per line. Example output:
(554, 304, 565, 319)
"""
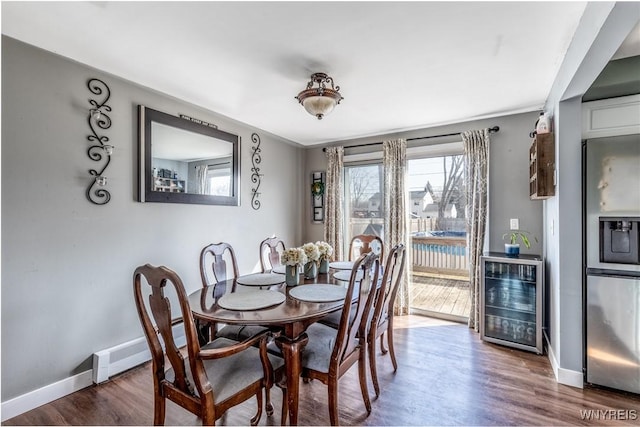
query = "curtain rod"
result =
(321, 126, 500, 152)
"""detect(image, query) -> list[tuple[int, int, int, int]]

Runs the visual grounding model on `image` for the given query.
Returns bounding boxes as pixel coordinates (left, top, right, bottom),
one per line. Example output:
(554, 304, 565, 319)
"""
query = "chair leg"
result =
(387, 322, 398, 372)
(265, 387, 274, 416)
(379, 330, 388, 354)
(358, 350, 372, 415)
(368, 329, 380, 397)
(250, 390, 263, 426)
(280, 384, 288, 426)
(153, 393, 166, 426)
(328, 381, 339, 426)
(201, 406, 215, 426)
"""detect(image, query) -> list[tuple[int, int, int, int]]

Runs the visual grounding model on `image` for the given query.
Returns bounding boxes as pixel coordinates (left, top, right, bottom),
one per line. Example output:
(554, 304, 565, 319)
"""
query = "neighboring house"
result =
(367, 192, 381, 217)
(410, 181, 460, 219)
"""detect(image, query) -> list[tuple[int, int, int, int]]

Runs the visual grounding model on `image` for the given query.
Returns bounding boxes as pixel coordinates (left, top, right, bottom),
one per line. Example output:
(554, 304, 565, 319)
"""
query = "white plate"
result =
(329, 261, 354, 270)
(217, 290, 285, 311)
(271, 265, 286, 274)
(289, 284, 347, 303)
(236, 273, 285, 286)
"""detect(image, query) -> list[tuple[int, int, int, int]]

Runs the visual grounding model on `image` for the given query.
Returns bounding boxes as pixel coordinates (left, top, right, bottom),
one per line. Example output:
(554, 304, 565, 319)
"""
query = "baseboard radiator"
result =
(92, 325, 185, 384)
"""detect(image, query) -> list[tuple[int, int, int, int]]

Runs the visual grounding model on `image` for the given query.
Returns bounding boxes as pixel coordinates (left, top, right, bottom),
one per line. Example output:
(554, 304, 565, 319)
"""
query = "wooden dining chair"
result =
(349, 234, 384, 262)
(199, 242, 267, 342)
(133, 264, 283, 426)
(319, 234, 383, 331)
(292, 252, 380, 425)
(367, 243, 406, 397)
(259, 236, 286, 273)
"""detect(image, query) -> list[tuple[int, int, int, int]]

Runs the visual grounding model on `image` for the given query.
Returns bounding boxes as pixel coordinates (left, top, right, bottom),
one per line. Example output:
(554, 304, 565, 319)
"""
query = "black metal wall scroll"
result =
(250, 133, 262, 210)
(86, 78, 112, 205)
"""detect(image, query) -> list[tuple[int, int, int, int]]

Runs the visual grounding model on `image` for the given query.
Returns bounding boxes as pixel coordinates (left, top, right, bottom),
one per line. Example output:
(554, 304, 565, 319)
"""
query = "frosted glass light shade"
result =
(303, 96, 337, 119)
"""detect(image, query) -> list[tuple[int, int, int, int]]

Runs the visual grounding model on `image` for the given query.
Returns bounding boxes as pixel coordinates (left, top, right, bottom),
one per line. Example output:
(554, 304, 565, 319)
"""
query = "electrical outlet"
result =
(510, 218, 519, 230)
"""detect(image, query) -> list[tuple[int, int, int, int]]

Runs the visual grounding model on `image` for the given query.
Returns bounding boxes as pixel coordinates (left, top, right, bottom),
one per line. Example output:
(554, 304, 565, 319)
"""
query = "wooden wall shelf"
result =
(529, 133, 555, 200)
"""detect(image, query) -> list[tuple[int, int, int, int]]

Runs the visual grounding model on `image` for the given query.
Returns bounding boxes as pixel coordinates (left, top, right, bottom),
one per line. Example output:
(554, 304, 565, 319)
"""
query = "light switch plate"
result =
(510, 218, 519, 230)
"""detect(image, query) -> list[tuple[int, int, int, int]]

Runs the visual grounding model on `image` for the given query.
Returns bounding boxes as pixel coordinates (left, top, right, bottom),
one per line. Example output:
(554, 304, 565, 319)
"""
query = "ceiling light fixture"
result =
(295, 72, 343, 120)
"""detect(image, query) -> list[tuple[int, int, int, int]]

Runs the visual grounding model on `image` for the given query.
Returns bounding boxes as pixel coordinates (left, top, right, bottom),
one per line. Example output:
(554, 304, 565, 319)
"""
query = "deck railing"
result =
(411, 235, 469, 278)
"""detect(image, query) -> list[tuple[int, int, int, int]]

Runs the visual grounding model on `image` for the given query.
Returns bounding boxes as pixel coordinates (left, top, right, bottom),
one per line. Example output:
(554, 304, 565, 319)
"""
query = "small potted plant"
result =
(502, 230, 537, 256)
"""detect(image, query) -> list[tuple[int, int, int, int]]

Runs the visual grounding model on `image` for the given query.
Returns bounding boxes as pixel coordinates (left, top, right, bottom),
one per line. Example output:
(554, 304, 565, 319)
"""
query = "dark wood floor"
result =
(4, 315, 639, 426)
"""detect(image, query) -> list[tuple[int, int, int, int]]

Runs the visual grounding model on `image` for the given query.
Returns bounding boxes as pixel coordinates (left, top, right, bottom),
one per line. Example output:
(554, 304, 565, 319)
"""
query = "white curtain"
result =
(195, 165, 209, 195)
(324, 147, 344, 261)
(383, 139, 411, 315)
(462, 129, 490, 331)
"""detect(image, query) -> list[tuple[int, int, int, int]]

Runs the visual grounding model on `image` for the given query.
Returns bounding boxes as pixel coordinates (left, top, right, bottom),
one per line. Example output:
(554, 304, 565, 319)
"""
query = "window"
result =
(207, 164, 231, 197)
(343, 163, 384, 256)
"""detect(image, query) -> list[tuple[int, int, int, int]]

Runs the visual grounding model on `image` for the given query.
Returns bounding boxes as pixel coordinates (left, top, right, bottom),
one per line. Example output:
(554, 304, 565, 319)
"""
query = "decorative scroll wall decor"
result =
(250, 133, 262, 210)
(86, 78, 113, 205)
(311, 171, 325, 222)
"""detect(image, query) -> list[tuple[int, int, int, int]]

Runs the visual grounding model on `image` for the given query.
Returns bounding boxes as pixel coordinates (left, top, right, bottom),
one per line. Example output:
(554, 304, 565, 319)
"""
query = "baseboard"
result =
(93, 325, 185, 384)
(545, 336, 584, 389)
(1, 370, 93, 422)
(2, 326, 185, 421)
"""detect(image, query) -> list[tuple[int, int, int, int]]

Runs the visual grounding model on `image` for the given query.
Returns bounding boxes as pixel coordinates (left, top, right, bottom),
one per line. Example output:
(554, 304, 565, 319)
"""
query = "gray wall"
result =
(303, 111, 544, 254)
(543, 2, 639, 379)
(1, 36, 304, 400)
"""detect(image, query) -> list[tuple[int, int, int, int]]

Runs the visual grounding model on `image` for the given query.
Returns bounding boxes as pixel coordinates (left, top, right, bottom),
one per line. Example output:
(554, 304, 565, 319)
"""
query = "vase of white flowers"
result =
(302, 242, 320, 279)
(281, 247, 307, 286)
(315, 241, 333, 273)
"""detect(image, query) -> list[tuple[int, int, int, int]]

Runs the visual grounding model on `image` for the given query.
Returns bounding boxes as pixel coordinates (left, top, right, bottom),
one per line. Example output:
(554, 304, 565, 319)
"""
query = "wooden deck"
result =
(410, 273, 470, 321)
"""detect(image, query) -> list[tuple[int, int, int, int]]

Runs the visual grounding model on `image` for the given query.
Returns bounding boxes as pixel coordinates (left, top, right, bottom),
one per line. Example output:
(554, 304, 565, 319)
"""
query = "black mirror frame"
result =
(138, 105, 240, 206)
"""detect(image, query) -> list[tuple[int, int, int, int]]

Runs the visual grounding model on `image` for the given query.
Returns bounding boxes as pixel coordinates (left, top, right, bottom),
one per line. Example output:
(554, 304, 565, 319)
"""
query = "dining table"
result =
(188, 271, 347, 425)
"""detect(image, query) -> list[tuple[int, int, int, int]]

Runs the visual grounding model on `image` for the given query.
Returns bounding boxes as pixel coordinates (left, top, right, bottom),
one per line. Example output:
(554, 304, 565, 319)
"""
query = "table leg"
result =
(276, 333, 309, 426)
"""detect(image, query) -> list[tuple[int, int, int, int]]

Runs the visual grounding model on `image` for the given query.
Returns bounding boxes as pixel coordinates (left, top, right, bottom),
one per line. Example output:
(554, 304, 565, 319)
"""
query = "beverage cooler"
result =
(480, 253, 543, 354)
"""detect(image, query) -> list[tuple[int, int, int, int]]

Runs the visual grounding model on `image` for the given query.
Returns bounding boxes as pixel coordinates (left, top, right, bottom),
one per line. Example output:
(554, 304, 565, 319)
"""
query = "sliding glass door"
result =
(408, 154, 470, 321)
(342, 152, 470, 322)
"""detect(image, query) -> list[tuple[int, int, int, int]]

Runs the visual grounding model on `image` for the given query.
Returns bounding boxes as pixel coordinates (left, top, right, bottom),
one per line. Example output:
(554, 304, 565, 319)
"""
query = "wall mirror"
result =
(138, 105, 240, 206)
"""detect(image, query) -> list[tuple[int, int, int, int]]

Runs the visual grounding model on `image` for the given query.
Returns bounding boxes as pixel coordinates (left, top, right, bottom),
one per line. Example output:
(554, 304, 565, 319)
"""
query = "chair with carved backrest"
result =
(259, 237, 286, 273)
(199, 242, 268, 342)
(287, 252, 379, 426)
(367, 243, 406, 396)
(349, 234, 384, 262)
(133, 264, 283, 426)
(318, 234, 384, 331)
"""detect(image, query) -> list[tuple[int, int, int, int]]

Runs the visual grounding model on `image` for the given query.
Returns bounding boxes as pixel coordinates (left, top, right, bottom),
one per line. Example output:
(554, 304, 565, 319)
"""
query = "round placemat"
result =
(329, 261, 354, 270)
(333, 270, 364, 282)
(289, 284, 347, 303)
(217, 290, 286, 311)
(271, 265, 286, 274)
(236, 273, 285, 286)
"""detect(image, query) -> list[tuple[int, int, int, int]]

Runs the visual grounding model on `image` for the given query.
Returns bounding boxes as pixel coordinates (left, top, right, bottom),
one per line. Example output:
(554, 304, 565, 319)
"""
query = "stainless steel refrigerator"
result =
(584, 133, 640, 394)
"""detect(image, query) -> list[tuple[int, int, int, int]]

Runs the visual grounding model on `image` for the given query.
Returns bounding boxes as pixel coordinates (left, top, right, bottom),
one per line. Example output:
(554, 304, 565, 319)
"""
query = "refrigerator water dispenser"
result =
(599, 217, 640, 264)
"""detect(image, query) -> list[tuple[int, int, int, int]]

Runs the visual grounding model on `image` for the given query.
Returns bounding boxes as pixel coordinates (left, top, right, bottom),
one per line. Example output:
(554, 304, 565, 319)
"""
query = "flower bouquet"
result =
(301, 242, 320, 279)
(315, 241, 333, 273)
(281, 247, 307, 286)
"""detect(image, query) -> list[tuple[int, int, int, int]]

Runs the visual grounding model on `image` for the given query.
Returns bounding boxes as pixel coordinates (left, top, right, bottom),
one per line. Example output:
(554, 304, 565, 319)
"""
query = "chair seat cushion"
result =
(165, 337, 284, 404)
(301, 323, 354, 374)
(216, 324, 269, 341)
(317, 304, 356, 330)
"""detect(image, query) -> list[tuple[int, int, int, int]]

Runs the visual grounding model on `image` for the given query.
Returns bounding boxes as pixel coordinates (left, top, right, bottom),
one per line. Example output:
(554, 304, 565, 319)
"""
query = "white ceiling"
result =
(2, 1, 591, 146)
